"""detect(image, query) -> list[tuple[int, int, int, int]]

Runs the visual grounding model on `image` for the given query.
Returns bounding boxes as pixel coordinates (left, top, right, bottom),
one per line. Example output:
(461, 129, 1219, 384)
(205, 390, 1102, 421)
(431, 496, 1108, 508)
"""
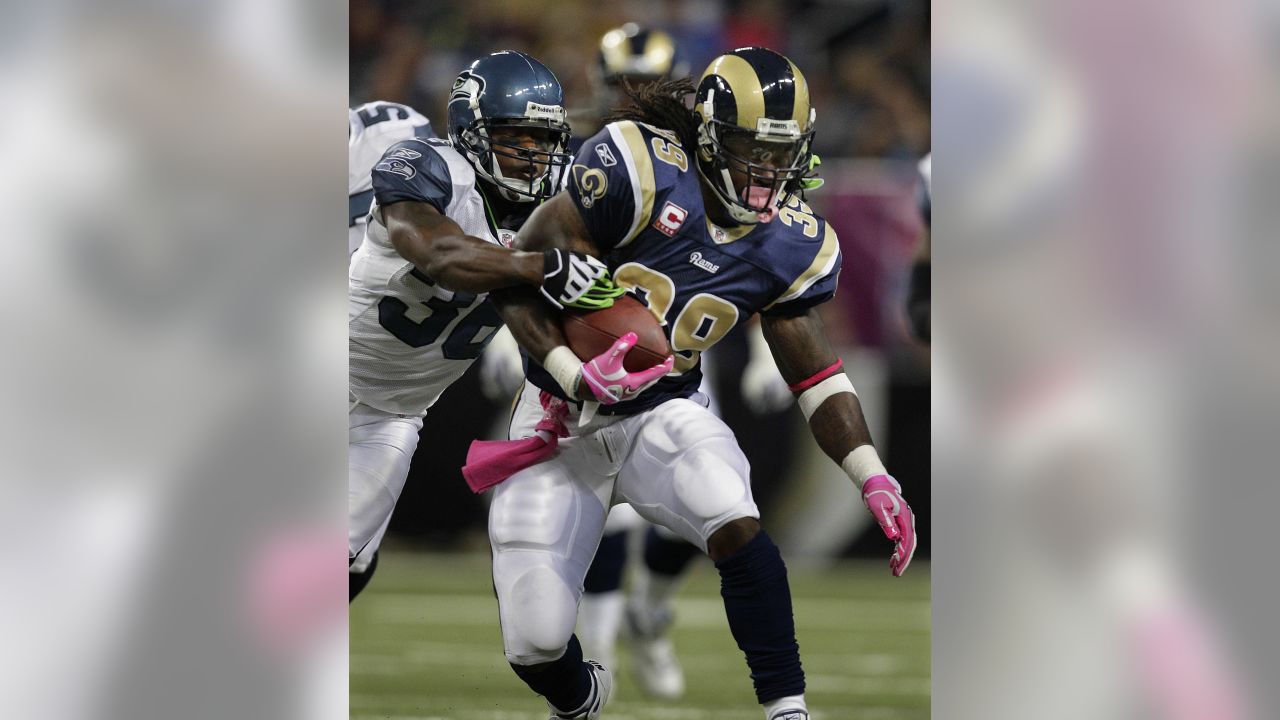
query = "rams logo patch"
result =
(571, 164, 608, 208)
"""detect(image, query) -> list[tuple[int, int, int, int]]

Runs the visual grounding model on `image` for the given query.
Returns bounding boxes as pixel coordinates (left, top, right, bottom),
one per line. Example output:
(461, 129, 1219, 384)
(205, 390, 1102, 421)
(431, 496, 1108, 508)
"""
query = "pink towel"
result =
(462, 392, 570, 493)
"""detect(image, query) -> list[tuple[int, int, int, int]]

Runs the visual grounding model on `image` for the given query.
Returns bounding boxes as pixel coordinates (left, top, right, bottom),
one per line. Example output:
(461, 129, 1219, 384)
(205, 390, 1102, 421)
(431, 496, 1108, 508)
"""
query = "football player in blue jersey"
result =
(577, 23, 689, 144)
(347, 51, 669, 602)
(476, 48, 919, 720)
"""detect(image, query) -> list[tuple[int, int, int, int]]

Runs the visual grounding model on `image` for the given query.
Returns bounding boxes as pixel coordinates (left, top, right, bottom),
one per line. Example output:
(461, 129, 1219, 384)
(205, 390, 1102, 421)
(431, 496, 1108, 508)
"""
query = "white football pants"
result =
(490, 382, 760, 665)
(349, 398, 424, 561)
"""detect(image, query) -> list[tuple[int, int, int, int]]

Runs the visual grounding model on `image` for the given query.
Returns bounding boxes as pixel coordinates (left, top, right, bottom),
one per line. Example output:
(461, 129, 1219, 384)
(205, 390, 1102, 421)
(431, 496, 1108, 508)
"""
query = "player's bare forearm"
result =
(490, 286, 566, 365)
(509, 192, 603, 256)
(761, 308, 875, 463)
(382, 200, 543, 293)
(490, 194, 604, 401)
(766, 308, 916, 575)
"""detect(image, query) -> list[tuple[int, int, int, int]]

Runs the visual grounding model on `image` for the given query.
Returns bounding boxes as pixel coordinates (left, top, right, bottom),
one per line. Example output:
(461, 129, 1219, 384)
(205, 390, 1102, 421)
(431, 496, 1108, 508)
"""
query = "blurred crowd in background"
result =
(349, 0, 932, 562)
(351, 0, 929, 160)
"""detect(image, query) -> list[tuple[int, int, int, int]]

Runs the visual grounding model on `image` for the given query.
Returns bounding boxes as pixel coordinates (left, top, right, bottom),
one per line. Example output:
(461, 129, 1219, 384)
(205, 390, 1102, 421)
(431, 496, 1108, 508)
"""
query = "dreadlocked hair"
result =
(603, 77, 700, 156)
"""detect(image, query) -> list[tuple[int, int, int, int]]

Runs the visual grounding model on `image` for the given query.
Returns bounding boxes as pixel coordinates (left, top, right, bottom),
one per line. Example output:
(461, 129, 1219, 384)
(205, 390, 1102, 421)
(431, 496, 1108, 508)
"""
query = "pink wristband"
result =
(787, 359, 844, 393)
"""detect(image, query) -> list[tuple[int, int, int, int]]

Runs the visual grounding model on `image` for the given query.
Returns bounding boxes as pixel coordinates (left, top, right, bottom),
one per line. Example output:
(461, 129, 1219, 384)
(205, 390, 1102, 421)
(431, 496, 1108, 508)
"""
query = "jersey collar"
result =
(705, 216, 757, 244)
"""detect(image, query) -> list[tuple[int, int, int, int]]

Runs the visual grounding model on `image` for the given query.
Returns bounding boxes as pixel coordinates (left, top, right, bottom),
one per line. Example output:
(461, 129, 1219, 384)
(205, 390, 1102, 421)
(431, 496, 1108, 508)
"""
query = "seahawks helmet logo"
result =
(450, 70, 485, 104)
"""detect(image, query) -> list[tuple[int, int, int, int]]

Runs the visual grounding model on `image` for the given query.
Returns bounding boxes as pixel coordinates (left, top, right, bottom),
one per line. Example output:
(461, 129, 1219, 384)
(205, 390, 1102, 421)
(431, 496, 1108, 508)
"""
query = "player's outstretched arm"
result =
(382, 200, 617, 306)
(491, 193, 672, 404)
(382, 200, 542, 292)
(761, 307, 917, 576)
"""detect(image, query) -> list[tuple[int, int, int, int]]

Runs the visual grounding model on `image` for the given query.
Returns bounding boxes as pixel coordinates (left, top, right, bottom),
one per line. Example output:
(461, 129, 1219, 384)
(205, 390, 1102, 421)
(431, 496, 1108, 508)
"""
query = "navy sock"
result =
(583, 531, 627, 594)
(714, 530, 805, 703)
(510, 634, 593, 712)
(643, 526, 700, 577)
(348, 551, 379, 603)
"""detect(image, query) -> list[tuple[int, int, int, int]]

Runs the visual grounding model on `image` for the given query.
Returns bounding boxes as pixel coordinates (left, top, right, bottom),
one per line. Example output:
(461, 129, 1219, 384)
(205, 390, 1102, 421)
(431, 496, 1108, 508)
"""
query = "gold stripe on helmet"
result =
(700, 54, 766, 130)
(611, 121, 656, 247)
(787, 58, 812, 127)
(764, 221, 839, 310)
(601, 28, 676, 76)
(642, 32, 676, 76)
(599, 28, 633, 75)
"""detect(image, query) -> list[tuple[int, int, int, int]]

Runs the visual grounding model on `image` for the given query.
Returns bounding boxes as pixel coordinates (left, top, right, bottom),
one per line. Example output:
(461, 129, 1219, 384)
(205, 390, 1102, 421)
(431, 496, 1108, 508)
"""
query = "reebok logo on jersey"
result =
(653, 201, 687, 237)
(689, 251, 720, 274)
(594, 143, 617, 167)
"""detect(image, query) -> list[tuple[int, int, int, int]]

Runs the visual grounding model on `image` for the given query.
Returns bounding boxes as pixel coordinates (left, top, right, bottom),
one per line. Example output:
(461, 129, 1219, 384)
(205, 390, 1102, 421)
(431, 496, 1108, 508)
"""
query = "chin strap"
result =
(799, 154, 824, 191)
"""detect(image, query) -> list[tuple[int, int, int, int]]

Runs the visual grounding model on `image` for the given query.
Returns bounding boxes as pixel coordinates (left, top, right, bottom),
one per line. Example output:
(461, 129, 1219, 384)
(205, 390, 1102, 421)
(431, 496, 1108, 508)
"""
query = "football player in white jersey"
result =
(346, 100, 433, 590)
(348, 51, 670, 600)
(348, 101, 434, 257)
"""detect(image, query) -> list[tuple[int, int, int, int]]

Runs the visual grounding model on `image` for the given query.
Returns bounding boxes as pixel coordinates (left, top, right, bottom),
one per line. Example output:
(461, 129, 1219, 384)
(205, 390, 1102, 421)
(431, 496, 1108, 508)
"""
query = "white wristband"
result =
(543, 345, 583, 398)
(841, 445, 887, 490)
(797, 373, 856, 420)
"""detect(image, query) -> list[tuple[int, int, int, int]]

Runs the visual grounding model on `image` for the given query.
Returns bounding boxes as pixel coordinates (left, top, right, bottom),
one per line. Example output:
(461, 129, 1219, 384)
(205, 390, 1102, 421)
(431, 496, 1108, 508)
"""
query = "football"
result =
(562, 293, 671, 373)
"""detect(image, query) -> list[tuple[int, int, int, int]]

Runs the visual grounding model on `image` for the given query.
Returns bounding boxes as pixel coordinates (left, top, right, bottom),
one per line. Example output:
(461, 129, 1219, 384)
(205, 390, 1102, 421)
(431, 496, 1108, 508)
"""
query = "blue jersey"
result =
(529, 120, 842, 415)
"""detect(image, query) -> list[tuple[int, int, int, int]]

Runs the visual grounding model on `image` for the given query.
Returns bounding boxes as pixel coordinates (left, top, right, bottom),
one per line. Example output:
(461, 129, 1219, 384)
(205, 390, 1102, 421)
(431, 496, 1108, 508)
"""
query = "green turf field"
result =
(351, 551, 929, 720)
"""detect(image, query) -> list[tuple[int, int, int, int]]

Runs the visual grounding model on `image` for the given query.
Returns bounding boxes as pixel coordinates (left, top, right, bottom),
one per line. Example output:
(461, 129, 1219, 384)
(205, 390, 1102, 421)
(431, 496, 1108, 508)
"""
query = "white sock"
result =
(641, 566, 682, 610)
(763, 695, 807, 719)
(578, 591, 623, 664)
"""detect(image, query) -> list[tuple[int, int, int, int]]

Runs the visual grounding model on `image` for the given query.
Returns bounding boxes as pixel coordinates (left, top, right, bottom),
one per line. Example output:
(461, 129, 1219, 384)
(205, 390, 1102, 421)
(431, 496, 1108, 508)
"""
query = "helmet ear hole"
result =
(696, 125, 715, 162)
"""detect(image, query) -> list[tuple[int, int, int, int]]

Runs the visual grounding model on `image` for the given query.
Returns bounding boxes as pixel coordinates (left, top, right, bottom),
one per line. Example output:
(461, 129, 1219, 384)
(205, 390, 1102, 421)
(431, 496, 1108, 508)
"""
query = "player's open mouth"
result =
(743, 186, 779, 222)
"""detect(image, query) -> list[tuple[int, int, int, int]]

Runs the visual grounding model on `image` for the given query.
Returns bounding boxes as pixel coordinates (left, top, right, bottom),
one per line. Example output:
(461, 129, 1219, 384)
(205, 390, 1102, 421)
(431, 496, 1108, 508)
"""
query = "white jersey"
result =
(349, 101, 433, 255)
(349, 136, 511, 416)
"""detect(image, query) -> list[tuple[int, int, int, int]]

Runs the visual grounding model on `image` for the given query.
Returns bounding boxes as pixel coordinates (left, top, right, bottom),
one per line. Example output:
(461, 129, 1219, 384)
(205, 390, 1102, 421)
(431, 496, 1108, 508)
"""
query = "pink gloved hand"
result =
(580, 332, 674, 405)
(862, 475, 917, 576)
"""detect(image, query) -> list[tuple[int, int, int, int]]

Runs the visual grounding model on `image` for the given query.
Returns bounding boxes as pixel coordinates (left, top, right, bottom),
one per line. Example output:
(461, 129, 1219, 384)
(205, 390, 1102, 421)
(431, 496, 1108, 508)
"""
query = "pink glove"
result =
(862, 475, 917, 577)
(580, 332, 674, 405)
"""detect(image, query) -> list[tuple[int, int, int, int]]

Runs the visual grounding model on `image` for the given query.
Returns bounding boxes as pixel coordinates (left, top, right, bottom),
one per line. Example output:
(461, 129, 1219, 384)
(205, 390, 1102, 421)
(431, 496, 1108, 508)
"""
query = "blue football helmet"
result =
(695, 47, 816, 224)
(447, 51, 573, 203)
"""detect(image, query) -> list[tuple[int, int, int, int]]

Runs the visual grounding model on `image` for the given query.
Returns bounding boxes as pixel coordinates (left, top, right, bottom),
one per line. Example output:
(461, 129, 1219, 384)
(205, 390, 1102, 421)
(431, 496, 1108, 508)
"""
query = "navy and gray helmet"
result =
(694, 47, 816, 224)
(447, 51, 573, 203)
(596, 23, 688, 86)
